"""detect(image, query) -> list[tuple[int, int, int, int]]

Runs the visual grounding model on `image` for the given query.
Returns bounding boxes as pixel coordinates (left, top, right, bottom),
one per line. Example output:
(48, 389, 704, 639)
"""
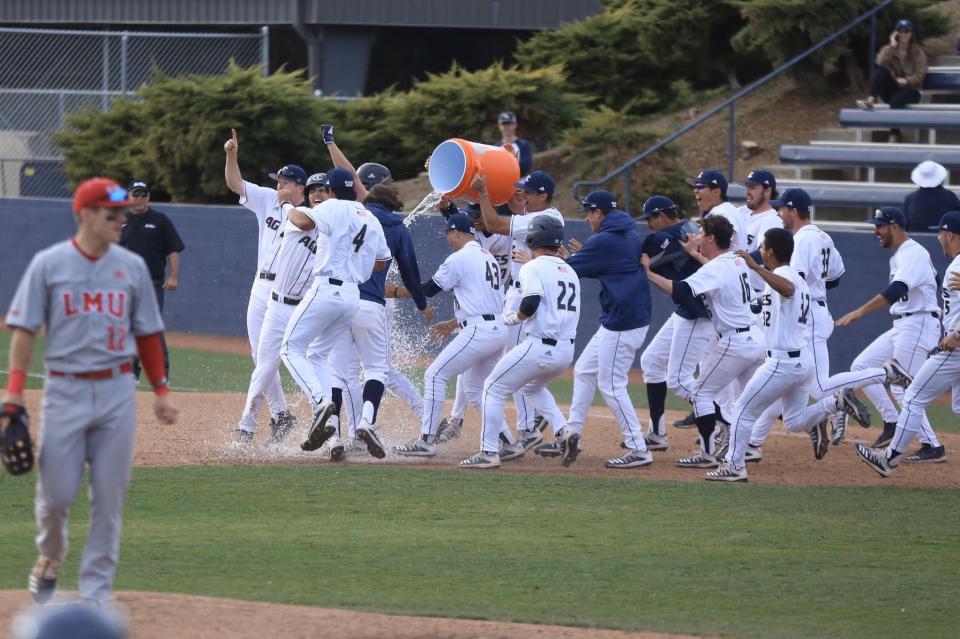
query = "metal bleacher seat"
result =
(838, 108, 960, 130)
(924, 67, 960, 91)
(726, 179, 960, 209)
(779, 142, 960, 168)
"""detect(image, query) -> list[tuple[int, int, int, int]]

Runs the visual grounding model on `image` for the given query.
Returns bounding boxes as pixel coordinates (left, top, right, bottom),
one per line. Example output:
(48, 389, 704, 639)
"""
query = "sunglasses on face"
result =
(897, 28, 912, 33)
(694, 182, 707, 190)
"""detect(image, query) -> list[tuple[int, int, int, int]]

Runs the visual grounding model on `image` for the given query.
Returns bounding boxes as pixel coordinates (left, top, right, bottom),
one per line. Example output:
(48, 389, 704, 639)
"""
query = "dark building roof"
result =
(2, 0, 602, 30)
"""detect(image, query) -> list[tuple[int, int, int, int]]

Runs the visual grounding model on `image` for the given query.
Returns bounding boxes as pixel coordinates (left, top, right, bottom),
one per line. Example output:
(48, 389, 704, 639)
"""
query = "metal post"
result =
(869, 13, 877, 81)
(101, 35, 110, 110)
(727, 102, 736, 179)
(120, 33, 129, 96)
(261, 26, 269, 77)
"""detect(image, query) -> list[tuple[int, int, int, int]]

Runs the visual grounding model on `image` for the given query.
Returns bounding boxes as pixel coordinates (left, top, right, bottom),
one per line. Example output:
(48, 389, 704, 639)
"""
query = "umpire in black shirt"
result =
(121, 179, 185, 378)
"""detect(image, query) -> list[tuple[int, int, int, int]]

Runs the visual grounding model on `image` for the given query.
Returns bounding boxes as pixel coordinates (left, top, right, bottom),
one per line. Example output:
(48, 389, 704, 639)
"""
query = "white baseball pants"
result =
(281, 279, 358, 406)
(639, 314, 713, 401)
(889, 349, 954, 452)
(246, 278, 288, 415)
(420, 320, 506, 441)
(504, 286, 535, 433)
(691, 329, 764, 420)
(481, 337, 573, 454)
(566, 325, 649, 452)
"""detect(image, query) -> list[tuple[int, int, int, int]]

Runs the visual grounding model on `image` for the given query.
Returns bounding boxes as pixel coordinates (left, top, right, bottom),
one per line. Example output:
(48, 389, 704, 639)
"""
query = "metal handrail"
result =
(572, 0, 894, 211)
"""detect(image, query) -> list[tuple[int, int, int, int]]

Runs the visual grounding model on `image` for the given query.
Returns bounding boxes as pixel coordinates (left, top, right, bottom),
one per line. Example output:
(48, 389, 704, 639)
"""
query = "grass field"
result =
(2, 331, 958, 432)
(1, 466, 957, 638)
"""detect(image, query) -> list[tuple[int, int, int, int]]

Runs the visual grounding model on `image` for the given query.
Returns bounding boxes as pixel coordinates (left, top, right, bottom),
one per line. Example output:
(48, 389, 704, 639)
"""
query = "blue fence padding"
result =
(0, 197, 951, 374)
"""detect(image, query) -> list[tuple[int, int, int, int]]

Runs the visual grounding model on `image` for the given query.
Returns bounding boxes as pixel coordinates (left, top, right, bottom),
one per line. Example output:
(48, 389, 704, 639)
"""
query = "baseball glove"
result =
(1, 403, 34, 475)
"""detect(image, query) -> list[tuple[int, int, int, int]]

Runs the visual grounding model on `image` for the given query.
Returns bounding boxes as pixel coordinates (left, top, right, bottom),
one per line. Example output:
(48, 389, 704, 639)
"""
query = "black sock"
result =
(696, 414, 717, 454)
(362, 380, 385, 423)
(714, 402, 729, 426)
(331, 388, 343, 417)
(888, 448, 903, 462)
(647, 382, 667, 432)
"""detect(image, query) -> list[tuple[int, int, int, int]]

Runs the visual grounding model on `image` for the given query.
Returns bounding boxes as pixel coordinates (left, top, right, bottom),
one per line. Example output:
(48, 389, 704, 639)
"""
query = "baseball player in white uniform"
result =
(223, 129, 299, 436)
(857, 210, 960, 475)
(738, 170, 784, 292)
(643, 215, 764, 468)
(394, 213, 508, 457)
(637, 195, 714, 451)
(693, 169, 748, 252)
(235, 172, 328, 443)
(280, 168, 392, 459)
(835, 206, 941, 450)
(461, 215, 580, 469)
(473, 170, 565, 452)
(2, 178, 178, 603)
(707, 228, 827, 481)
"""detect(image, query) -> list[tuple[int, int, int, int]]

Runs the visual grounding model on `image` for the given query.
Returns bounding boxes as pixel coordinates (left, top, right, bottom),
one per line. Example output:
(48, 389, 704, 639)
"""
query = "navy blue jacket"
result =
(641, 221, 710, 320)
(359, 202, 427, 310)
(904, 186, 960, 232)
(565, 210, 651, 330)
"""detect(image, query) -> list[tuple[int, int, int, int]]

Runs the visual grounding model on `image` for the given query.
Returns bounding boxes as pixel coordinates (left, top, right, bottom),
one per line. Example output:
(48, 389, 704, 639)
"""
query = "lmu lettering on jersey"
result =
(63, 290, 126, 318)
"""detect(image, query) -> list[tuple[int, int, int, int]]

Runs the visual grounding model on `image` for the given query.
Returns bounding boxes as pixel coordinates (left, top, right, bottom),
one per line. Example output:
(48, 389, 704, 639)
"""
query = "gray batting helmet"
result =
(305, 172, 327, 194)
(356, 162, 392, 188)
(525, 215, 564, 249)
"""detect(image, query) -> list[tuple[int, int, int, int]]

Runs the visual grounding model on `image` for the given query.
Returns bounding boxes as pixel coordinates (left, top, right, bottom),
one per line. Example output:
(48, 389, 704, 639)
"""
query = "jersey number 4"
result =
(485, 262, 501, 291)
(557, 281, 577, 311)
(352, 225, 367, 253)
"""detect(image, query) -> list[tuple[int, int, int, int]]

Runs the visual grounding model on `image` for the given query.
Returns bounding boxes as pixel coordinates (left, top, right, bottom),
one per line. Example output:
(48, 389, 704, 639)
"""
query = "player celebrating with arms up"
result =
(2, 178, 178, 604)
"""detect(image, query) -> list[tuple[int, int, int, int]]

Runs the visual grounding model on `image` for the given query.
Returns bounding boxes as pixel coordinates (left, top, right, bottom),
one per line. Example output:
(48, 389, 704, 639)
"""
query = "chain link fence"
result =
(0, 27, 269, 198)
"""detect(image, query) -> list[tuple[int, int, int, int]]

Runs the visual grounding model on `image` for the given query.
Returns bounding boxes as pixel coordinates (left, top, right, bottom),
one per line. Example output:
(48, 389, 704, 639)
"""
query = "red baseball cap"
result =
(72, 177, 131, 214)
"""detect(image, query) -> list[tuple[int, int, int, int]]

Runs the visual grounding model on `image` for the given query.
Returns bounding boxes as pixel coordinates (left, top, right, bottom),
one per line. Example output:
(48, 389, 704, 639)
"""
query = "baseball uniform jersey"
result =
(704, 202, 749, 252)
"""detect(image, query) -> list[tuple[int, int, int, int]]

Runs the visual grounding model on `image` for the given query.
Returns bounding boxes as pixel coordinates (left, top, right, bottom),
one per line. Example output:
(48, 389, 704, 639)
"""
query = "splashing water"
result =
(403, 190, 444, 228)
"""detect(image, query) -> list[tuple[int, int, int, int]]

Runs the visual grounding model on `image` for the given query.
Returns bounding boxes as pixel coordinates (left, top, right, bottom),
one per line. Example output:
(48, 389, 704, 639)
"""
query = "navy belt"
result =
(271, 292, 301, 306)
(893, 311, 938, 320)
(541, 338, 574, 346)
(460, 314, 495, 328)
(718, 327, 750, 339)
(328, 278, 343, 286)
(767, 349, 801, 358)
(258, 271, 276, 281)
(816, 300, 826, 307)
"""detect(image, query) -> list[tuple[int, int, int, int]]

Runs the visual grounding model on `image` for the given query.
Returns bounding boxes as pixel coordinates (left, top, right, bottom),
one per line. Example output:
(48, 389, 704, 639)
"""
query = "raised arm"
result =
(471, 172, 511, 236)
(223, 128, 244, 196)
(734, 250, 794, 298)
(322, 125, 369, 201)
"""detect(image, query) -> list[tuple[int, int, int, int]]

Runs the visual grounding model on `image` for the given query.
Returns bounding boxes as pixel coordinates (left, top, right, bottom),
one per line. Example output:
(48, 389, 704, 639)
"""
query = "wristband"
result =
(479, 192, 489, 199)
(6, 369, 26, 395)
(153, 378, 169, 396)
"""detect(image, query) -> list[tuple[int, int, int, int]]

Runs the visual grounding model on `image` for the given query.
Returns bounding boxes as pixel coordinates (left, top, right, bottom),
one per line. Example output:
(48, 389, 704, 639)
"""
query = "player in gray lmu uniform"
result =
(835, 206, 941, 450)
(644, 215, 764, 468)
(2, 178, 178, 604)
(223, 128, 300, 436)
(281, 168, 393, 459)
(857, 210, 960, 475)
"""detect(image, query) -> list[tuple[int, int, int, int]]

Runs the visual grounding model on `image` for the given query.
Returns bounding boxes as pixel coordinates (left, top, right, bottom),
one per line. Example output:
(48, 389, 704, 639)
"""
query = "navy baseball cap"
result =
(514, 171, 556, 196)
(743, 169, 776, 190)
(576, 190, 618, 212)
(930, 210, 960, 233)
(129, 180, 149, 194)
(447, 212, 476, 234)
(324, 167, 354, 191)
(498, 111, 517, 124)
(639, 195, 677, 220)
(690, 169, 728, 194)
(867, 206, 907, 226)
(771, 187, 812, 213)
(896, 19, 914, 31)
(269, 164, 307, 186)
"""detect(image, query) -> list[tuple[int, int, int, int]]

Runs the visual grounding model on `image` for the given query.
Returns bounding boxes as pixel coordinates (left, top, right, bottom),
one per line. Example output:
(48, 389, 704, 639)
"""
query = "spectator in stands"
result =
(903, 160, 960, 232)
(497, 111, 533, 176)
(856, 19, 928, 143)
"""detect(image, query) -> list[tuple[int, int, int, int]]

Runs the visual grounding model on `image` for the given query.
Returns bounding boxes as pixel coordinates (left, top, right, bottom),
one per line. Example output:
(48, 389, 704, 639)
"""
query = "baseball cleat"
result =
(517, 428, 544, 452)
(356, 420, 386, 459)
(532, 413, 550, 433)
(458, 451, 501, 469)
(234, 428, 254, 444)
(835, 388, 871, 427)
(499, 440, 525, 461)
(28, 556, 60, 604)
(673, 410, 697, 429)
(744, 445, 763, 463)
(902, 443, 947, 463)
(604, 450, 653, 469)
(882, 358, 913, 388)
(830, 410, 847, 446)
(676, 450, 718, 468)
(557, 429, 581, 467)
(534, 441, 563, 458)
(704, 462, 748, 482)
(436, 416, 463, 443)
(855, 443, 897, 477)
(329, 435, 346, 462)
(301, 402, 337, 452)
(871, 422, 897, 448)
(644, 431, 669, 452)
(268, 410, 297, 445)
(394, 436, 437, 457)
(811, 419, 830, 460)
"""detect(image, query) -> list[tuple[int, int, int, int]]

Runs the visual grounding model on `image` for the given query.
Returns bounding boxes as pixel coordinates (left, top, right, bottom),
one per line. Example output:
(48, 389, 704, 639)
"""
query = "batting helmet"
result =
(356, 162, 392, 188)
(639, 195, 677, 221)
(305, 172, 327, 192)
(525, 215, 564, 249)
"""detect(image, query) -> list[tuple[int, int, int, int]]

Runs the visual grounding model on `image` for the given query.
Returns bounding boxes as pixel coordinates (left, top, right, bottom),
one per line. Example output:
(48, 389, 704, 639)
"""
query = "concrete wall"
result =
(0, 197, 951, 372)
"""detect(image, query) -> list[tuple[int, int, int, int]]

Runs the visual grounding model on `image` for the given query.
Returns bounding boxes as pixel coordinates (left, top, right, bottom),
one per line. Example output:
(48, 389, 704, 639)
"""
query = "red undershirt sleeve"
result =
(135, 333, 169, 395)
